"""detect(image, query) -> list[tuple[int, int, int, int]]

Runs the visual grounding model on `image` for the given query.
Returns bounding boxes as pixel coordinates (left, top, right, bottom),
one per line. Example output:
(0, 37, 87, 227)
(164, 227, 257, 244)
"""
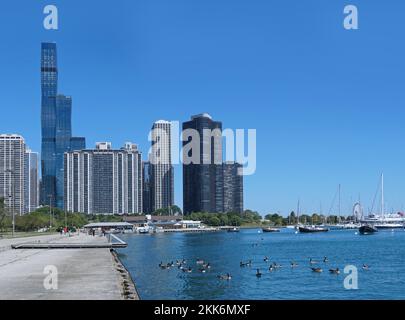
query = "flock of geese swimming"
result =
(244, 256, 370, 278)
(158, 256, 371, 280)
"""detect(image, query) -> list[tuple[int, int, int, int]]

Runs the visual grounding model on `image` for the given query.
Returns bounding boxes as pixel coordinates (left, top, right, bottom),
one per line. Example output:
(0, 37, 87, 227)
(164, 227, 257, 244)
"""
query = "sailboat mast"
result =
(338, 184, 341, 217)
(381, 173, 384, 219)
(297, 199, 300, 225)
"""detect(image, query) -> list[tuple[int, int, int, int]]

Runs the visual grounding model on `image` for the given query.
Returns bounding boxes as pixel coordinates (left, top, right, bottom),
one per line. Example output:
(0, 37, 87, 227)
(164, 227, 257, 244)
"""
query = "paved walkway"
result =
(0, 234, 124, 300)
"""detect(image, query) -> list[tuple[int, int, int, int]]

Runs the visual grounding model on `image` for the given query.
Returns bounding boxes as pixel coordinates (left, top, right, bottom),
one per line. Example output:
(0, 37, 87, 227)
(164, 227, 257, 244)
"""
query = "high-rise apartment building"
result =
(64, 142, 142, 214)
(24, 149, 39, 213)
(182, 113, 223, 214)
(0, 134, 26, 215)
(222, 162, 244, 214)
(142, 161, 152, 214)
(150, 121, 174, 212)
(182, 114, 244, 214)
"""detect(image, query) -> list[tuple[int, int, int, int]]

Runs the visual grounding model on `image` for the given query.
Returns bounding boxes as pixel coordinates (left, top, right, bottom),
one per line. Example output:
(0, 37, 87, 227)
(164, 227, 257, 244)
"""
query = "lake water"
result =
(116, 228, 405, 300)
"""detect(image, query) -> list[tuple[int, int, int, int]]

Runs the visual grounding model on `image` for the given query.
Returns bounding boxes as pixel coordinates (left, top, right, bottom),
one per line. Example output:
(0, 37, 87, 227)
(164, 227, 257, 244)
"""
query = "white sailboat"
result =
(363, 174, 404, 229)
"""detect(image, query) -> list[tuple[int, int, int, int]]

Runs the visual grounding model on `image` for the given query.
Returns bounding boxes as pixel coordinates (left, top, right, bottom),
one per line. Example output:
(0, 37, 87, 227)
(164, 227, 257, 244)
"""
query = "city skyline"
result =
(1, 1, 405, 216)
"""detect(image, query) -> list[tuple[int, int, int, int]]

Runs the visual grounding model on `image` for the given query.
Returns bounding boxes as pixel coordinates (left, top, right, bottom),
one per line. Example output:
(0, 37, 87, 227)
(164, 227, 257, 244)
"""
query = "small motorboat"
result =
(359, 225, 378, 235)
(262, 227, 281, 233)
(227, 227, 240, 232)
(299, 225, 329, 233)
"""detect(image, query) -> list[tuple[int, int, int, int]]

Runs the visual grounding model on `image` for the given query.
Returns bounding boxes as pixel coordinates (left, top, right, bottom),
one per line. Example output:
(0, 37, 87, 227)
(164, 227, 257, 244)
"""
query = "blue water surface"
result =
(117, 228, 405, 300)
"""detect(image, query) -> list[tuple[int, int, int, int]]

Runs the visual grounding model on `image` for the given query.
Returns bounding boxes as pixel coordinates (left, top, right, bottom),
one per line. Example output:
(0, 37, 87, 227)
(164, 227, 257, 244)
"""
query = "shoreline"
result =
(110, 249, 140, 300)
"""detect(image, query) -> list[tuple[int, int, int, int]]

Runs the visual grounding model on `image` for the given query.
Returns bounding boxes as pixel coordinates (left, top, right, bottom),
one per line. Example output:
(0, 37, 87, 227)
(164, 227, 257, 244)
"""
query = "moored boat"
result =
(262, 227, 281, 233)
(227, 227, 240, 232)
(299, 225, 329, 233)
(374, 223, 404, 230)
(358, 225, 378, 235)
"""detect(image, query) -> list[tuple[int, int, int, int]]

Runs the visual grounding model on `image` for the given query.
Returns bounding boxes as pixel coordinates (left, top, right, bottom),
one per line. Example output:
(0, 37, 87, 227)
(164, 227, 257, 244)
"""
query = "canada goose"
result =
(323, 257, 329, 263)
(311, 267, 323, 273)
(264, 256, 269, 262)
(217, 273, 232, 280)
(291, 262, 299, 268)
(256, 269, 262, 277)
(196, 259, 204, 265)
(309, 258, 318, 265)
(329, 268, 340, 274)
(362, 264, 370, 270)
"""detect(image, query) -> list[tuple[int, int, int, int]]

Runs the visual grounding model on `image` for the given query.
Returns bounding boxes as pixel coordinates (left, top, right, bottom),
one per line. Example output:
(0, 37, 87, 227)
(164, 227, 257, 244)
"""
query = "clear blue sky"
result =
(1, 0, 405, 216)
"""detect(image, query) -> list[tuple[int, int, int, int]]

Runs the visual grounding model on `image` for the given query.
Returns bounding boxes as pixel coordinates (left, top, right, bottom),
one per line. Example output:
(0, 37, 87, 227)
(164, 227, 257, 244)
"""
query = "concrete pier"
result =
(0, 233, 138, 300)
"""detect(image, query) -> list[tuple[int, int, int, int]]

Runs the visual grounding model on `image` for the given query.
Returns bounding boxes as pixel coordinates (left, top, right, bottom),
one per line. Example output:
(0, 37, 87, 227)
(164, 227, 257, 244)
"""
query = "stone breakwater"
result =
(111, 249, 139, 300)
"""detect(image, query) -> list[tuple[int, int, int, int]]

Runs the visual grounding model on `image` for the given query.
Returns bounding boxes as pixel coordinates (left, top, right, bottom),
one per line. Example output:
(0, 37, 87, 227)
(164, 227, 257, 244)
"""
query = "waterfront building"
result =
(24, 149, 39, 213)
(150, 121, 174, 212)
(182, 114, 244, 214)
(40, 42, 85, 209)
(0, 134, 26, 215)
(64, 142, 142, 214)
(182, 113, 223, 214)
(142, 161, 152, 214)
(222, 162, 244, 214)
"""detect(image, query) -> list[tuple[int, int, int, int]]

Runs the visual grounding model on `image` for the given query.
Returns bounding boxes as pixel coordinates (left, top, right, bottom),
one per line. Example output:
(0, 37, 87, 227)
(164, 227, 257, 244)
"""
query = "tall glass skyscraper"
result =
(41, 43, 58, 207)
(41, 43, 85, 208)
(182, 113, 223, 214)
(182, 114, 244, 214)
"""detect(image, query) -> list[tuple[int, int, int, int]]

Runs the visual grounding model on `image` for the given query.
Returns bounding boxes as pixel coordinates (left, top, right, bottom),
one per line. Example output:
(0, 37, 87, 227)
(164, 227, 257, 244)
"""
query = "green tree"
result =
(289, 211, 296, 224)
(0, 197, 9, 232)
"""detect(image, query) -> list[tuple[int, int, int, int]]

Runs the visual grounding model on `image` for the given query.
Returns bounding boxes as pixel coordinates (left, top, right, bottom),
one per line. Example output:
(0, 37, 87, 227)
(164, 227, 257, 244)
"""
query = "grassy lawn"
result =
(0, 231, 58, 239)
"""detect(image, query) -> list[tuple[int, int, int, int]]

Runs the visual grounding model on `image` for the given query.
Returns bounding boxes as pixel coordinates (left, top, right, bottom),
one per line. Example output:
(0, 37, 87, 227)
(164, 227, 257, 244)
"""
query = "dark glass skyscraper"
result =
(41, 43, 58, 207)
(182, 113, 223, 214)
(182, 114, 244, 214)
(41, 43, 85, 208)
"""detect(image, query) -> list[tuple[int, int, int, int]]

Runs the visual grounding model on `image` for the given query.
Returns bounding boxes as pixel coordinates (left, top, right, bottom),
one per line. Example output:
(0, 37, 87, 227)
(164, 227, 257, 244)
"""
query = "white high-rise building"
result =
(150, 121, 174, 213)
(24, 149, 39, 213)
(64, 142, 143, 214)
(0, 134, 26, 215)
